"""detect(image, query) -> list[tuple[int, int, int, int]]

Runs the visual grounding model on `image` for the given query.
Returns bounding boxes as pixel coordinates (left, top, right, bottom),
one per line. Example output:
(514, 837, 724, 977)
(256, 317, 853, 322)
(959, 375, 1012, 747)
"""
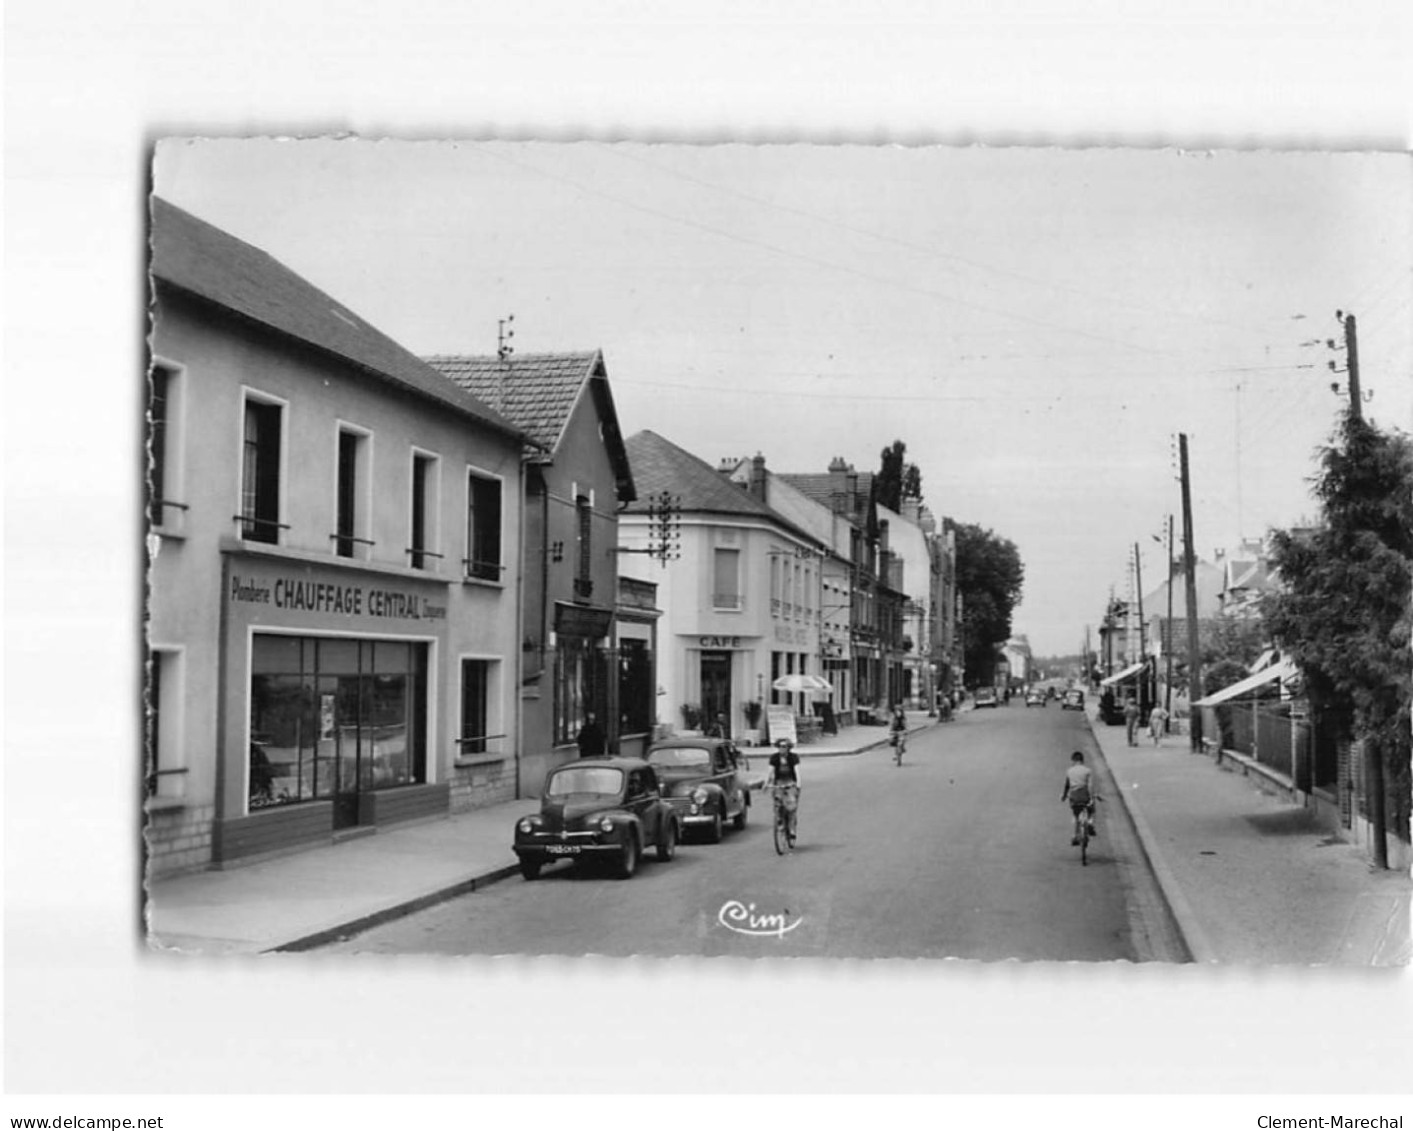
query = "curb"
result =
(1084, 711, 1219, 964)
(267, 862, 523, 953)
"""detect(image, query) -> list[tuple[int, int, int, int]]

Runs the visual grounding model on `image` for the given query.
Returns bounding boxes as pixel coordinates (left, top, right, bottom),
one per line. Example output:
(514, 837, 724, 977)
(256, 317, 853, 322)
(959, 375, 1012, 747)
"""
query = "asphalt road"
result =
(325, 702, 1187, 961)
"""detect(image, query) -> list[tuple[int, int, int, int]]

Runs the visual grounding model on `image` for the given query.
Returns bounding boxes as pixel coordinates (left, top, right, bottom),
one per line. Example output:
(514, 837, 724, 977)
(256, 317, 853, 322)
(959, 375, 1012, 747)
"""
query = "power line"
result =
(599, 144, 1300, 339)
(473, 145, 1183, 358)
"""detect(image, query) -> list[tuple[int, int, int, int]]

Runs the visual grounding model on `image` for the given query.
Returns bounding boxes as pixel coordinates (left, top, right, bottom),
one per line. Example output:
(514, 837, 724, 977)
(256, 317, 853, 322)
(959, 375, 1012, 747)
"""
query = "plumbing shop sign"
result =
(228, 563, 448, 626)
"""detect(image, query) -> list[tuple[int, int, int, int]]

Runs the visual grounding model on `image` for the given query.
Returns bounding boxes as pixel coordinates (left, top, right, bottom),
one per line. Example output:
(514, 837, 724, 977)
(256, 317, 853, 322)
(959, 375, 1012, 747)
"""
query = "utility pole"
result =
(1165, 514, 1175, 724)
(1134, 541, 1146, 717)
(1344, 312, 1362, 422)
(1180, 433, 1203, 753)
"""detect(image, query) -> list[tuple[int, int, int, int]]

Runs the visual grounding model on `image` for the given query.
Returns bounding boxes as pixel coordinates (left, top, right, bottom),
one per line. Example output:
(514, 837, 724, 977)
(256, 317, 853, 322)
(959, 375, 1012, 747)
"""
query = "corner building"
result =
(145, 200, 528, 875)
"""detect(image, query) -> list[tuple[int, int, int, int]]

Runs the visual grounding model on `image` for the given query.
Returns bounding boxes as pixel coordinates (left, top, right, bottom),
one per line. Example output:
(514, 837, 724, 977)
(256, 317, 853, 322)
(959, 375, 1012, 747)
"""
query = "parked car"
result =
(513, 758, 680, 880)
(1061, 689, 1086, 711)
(647, 736, 757, 843)
(974, 687, 999, 708)
(1025, 688, 1046, 707)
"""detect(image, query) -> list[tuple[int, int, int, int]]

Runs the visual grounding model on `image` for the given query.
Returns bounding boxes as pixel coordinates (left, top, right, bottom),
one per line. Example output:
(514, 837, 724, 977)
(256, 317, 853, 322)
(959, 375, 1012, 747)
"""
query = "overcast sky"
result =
(154, 140, 1410, 655)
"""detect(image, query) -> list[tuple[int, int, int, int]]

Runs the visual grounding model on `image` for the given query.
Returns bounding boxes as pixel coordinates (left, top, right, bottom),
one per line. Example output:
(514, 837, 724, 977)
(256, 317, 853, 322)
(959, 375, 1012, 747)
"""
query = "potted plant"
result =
(741, 699, 763, 745)
(680, 703, 702, 733)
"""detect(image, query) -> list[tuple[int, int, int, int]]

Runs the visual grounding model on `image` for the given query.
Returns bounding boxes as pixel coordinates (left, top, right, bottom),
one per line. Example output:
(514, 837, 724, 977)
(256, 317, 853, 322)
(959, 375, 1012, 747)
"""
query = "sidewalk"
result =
(145, 712, 936, 956)
(1086, 701, 1411, 966)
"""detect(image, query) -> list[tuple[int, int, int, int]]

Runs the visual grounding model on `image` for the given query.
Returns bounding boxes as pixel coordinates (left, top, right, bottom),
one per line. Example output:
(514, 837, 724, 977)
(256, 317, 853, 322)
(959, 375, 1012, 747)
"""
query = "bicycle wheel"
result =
(773, 803, 787, 855)
(1079, 822, 1089, 866)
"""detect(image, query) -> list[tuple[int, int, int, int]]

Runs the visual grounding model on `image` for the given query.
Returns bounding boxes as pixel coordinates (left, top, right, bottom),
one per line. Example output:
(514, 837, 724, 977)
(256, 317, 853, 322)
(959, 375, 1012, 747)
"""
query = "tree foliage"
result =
(875, 439, 921, 513)
(1263, 413, 1413, 839)
(953, 522, 1025, 684)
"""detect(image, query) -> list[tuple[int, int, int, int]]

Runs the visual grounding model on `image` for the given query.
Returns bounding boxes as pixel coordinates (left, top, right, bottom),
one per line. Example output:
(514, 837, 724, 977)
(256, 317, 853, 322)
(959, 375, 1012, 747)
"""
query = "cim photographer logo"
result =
(717, 899, 802, 939)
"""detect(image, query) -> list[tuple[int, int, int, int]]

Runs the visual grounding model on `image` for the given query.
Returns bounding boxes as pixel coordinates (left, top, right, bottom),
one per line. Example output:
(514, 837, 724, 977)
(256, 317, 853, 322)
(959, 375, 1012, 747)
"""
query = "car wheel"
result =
(733, 796, 748, 831)
(706, 809, 724, 844)
(656, 819, 677, 862)
(618, 834, 639, 879)
(519, 858, 542, 881)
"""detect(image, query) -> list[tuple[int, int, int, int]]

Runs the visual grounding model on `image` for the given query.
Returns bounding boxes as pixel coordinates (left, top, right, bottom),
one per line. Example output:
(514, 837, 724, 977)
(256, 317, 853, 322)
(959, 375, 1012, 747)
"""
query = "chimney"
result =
(902, 497, 922, 524)
(749, 453, 767, 502)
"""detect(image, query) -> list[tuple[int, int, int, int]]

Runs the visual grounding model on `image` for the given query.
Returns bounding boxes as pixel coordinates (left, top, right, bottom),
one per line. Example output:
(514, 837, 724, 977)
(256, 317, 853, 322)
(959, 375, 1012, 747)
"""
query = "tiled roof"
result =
(149, 198, 524, 441)
(779, 471, 876, 511)
(624, 432, 813, 538)
(424, 352, 600, 451)
(426, 351, 636, 501)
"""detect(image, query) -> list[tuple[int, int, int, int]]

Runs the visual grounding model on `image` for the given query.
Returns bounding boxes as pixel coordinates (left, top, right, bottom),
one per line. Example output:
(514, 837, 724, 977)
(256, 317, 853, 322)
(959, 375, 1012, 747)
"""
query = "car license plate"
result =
(545, 844, 581, 855)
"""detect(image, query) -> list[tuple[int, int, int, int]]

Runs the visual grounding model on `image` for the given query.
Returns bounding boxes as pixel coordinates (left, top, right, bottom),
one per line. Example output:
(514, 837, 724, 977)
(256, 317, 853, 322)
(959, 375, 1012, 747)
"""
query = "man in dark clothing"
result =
(576, 712, 606, 758)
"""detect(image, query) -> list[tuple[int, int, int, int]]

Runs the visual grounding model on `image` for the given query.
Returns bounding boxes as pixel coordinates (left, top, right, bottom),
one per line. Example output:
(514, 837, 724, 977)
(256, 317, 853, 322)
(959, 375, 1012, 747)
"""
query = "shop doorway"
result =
(700, 651, 732, 737)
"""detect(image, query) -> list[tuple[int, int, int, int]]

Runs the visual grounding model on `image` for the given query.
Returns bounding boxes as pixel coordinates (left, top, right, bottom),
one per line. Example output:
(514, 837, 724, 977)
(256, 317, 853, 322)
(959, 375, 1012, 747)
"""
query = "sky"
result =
(154, 139, 1412, 655)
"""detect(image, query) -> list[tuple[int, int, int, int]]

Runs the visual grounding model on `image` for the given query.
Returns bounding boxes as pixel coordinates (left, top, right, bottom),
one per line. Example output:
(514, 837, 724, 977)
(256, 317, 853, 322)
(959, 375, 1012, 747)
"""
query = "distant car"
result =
(647, 737, 756, 843)
(974, 687, 999, 708)
(1025, 688, 1046, 707)
(513, 758, 680, 880)
(1062, 689, 1086, 711)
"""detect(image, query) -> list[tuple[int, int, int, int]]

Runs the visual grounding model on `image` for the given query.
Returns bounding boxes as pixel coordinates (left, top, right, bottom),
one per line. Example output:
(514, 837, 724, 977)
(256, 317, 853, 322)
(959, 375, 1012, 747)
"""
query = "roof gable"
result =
(426, 351, 636, 502)
(149, 198, 524, 440)
(624, 431, 807, 530)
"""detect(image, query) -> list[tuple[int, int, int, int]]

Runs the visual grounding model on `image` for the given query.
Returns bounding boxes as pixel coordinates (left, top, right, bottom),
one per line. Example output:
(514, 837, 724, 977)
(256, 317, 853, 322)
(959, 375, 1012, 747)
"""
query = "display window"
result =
(248, 634, 427, 812)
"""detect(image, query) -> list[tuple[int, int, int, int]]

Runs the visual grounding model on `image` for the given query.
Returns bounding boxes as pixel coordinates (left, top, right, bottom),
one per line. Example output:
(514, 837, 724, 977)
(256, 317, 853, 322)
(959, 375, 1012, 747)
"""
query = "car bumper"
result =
(514, 836, 626, 862)
(663, 799, 720, 828)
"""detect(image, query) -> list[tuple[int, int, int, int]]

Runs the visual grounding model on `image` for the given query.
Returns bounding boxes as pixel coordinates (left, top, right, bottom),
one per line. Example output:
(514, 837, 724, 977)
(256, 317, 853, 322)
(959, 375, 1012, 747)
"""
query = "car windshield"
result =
(545, 766, 624, 799)
(648, 748, 712, 771)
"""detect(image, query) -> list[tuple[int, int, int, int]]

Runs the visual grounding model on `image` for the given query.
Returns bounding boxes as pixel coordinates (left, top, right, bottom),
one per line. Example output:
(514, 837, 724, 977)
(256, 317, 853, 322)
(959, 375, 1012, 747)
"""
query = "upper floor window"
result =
(409, 451, 440, 571)
(334, 427, 372, 559)
(147, 362, 187, 532)
(465, 470, 503, 582)
(713, 547, 741, 610)
(240, 396, 284, 544)
(574, 493, 593, 600)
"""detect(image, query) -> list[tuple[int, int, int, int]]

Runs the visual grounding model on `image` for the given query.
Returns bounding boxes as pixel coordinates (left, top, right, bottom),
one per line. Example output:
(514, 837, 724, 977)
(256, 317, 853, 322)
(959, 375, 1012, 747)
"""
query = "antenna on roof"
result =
(497, 314, 515, 362)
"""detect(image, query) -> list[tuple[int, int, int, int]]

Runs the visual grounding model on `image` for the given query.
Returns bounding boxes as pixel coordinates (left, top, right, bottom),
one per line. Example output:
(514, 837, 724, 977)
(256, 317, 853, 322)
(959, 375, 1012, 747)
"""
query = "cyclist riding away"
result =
(1060, 751, 1097, 846)
(768, 737, 801, 840)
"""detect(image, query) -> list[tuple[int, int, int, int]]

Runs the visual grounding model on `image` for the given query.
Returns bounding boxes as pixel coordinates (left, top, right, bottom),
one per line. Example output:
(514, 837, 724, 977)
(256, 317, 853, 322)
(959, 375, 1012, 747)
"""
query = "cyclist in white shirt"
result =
(1061, 751, 1097, 845)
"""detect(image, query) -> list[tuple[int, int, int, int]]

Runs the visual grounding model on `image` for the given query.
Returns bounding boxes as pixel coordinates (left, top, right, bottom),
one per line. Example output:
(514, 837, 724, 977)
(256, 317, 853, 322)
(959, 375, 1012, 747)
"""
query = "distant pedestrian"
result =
(705, 712, 727, 739)
(1148, 704, 1169, 746)
(576, 712, 606, 758)
(1124, 698, 1140, 746)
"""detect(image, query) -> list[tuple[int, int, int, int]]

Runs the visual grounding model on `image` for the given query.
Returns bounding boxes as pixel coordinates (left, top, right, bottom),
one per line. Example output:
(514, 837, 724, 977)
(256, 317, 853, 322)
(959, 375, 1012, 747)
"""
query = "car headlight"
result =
(599, 816, 615, 833)
(691, 787, 709, 805)
(517, 817, 539, 834)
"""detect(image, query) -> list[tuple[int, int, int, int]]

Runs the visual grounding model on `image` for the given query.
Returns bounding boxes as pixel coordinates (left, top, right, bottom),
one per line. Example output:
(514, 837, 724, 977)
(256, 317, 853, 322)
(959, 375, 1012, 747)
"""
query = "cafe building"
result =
(145, 200, 529, 875)
(619, 432, 824, 746)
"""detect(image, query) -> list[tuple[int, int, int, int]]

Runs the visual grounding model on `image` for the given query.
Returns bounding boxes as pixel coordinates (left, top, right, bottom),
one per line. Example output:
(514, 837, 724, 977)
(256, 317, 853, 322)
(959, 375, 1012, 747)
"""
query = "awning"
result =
(1194, 659, 1297, 707)
(1100, 661, 1146, 687)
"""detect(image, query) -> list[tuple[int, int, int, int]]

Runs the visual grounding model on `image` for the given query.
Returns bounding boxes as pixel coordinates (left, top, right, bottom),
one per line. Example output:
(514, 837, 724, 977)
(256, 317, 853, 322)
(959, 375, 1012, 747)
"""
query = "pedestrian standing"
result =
(1124, 697, 1140, 746)
(576, 712, 606, 758)
(1148, 703, 1169, 746)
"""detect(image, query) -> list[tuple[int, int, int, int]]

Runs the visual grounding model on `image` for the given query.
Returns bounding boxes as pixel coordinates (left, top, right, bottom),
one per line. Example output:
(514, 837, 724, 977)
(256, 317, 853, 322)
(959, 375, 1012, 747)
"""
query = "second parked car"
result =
(647, 736, 756, 843)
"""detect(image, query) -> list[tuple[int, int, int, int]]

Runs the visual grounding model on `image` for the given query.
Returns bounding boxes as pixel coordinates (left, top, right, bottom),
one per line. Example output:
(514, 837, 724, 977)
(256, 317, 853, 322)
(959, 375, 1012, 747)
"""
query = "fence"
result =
(1204, 702, 1313, 791)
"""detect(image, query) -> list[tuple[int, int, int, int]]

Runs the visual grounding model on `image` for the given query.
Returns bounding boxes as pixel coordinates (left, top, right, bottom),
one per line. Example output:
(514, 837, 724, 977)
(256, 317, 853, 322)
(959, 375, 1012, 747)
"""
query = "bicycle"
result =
(891, 730, 906, 766)
(1071, 798, 1099, 865)
(772, 783, 798, 854)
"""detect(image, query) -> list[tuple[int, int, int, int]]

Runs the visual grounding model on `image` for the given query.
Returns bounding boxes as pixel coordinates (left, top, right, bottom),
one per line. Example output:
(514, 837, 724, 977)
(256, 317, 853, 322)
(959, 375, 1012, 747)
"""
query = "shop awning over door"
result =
(1193, 659, 1297, 707)
(1099, 661, 1146, 687)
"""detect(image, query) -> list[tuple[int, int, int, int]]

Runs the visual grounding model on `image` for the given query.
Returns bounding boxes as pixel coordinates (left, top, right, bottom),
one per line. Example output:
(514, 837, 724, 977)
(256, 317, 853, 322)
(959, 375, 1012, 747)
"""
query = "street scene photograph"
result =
(141, 137, 1412, 967)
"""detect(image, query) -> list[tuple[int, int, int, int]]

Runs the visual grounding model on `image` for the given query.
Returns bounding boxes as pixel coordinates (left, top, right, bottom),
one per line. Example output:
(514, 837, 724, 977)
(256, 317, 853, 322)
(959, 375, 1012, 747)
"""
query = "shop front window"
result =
(249, 635, 426, 812)
(555, 635, 607, 746)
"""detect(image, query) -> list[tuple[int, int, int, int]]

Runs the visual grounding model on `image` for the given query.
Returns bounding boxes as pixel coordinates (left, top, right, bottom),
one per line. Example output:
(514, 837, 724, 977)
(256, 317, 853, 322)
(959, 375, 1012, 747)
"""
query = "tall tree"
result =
(875, 439, 921, 512)
(1263, 412, 1413, 861)
(953, 522, 1025, 684)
